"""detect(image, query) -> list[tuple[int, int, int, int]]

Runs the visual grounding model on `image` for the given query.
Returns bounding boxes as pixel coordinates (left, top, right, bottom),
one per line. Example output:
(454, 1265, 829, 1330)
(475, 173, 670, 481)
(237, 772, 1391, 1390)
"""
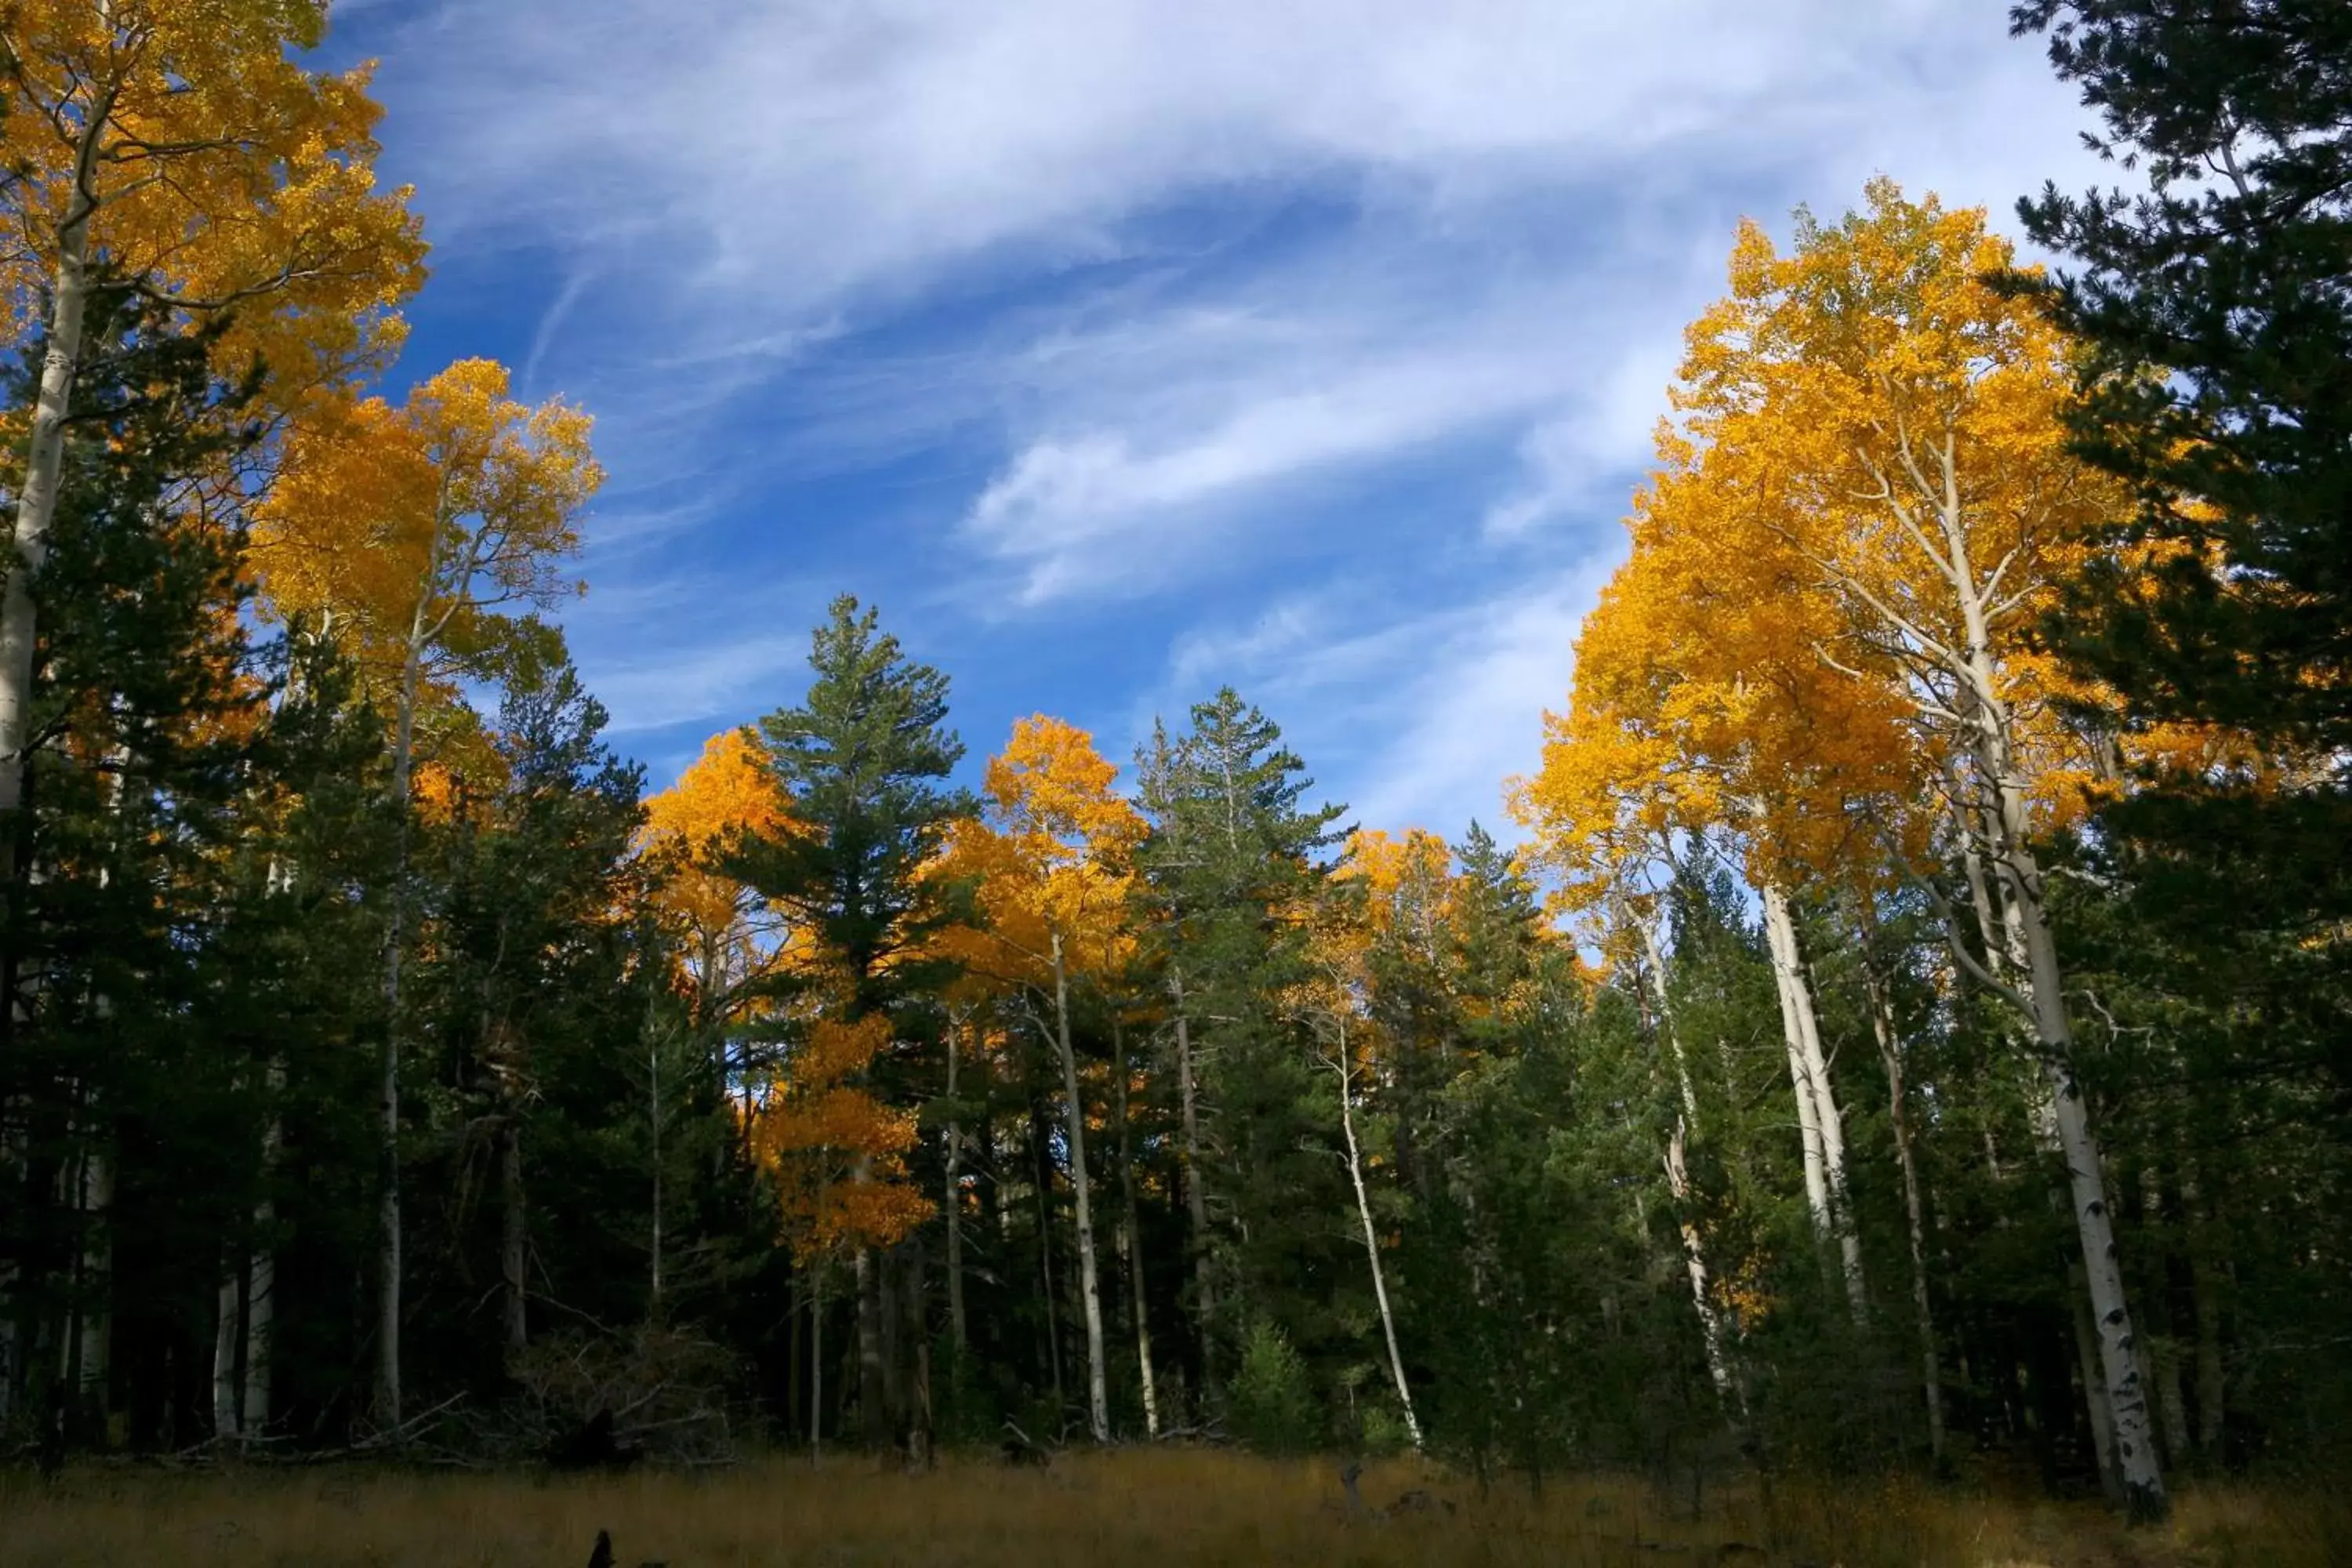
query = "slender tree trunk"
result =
(855, 1245, 887, 1446)
(1949, 507, 2165, 1518)
(2019, 878, 2163, 1518)
(501, 1118, 527, 1358)
(1112, 1018, 1159, 1437)
(1332, 1019, 1421, 1450)
(374, 622, 428, 1430)
(241, 1213, 274, 1439)
(648, 1037, 663, 1312)
(1864, 953, 1945, 1465)
(1763, 884, 1866, 1319)
(1049, 935, 1111, 1443)
(1635, 909, 1737, 1406)
(212, 1264, 242, 1439)
(2070, 1256, 2125, 1504)
(810, 1262, 825, 1464)
(1170, 969, 1218, 1394)
(1666, 1120, 1737, 1405)
(74, 1148, 109, 1434)
(242, 1059, 283, 1439)
(1029, 1098, 1065, 1416)
(0, 89, 103, 851)
(943, 1018, 968, 1354)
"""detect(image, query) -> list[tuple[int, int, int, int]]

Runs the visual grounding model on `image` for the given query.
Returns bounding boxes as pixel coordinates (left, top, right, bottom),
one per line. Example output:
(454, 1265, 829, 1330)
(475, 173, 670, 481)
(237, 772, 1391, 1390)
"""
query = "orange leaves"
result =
(747, 1011, 931, 1261)
(249, 357, 600, 717)
(637, 728, 802, 1018)
(954, 715, 1142, 989)
(1519, 180, 2143, 905)
(0, 0, 428, 394)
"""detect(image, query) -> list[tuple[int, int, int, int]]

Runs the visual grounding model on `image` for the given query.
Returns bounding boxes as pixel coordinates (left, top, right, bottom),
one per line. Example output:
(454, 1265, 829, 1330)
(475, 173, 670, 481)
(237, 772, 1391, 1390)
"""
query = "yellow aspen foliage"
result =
(1523, 181, 2213, 908)
(249, 358, 600, 781)
(0, 0, 427, 394)
(747, 1010, 931, 1263)
(949, 714, 1143, 989)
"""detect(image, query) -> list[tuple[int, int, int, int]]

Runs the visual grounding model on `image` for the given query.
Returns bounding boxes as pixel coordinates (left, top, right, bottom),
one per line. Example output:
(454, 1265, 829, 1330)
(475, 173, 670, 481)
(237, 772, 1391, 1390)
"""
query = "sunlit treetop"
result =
(0, 0, 429, 397)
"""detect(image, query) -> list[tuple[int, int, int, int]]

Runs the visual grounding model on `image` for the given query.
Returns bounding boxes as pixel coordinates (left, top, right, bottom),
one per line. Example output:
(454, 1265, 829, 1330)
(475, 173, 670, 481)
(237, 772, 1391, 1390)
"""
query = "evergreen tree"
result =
(2014, 0, 2352, 750)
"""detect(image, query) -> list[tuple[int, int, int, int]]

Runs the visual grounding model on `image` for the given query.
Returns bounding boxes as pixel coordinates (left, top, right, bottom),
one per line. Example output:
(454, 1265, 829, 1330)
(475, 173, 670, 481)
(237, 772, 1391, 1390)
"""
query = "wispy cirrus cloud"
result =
(340, 0, 2103, 818)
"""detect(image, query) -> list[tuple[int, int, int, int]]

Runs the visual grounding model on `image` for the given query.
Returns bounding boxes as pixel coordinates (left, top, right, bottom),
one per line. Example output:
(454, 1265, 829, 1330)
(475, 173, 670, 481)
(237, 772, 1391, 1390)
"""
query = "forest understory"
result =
(3, 1450, 2343, 1568)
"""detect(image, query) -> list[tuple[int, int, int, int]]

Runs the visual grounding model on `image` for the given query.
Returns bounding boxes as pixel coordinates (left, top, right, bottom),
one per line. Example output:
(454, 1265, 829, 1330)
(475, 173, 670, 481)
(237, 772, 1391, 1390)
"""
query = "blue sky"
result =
(325, 0, 2102, 837)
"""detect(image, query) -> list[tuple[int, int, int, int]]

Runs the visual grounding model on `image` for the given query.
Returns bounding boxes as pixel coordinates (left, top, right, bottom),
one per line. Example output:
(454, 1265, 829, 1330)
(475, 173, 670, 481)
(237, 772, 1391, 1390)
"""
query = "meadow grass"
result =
(0, 1449, 2342, 1567)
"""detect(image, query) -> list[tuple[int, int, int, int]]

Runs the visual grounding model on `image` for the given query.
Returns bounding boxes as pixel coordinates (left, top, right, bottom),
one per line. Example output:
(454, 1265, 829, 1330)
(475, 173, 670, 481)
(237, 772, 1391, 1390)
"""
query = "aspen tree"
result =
(0, 0, 424, 853)
(249, 358, 598, 1426)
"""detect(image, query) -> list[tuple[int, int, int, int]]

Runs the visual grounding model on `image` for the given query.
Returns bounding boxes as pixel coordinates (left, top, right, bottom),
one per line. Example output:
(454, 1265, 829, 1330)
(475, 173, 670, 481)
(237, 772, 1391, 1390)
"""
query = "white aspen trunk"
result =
(1048, 933, 1110, 1443)
(74, 1149, 110, 1427)
(501, 1119, 527, 1357)
(1332, 1020, 1421, 1449)
(1764, 896, 1835, 1238)
(1666, 1120, 1737, 1404)
(2071, 1257, 2124, 1504)
(1762, 886, 1866, 1319)
(2016, 853, 2165, 1516)
(241, 1218, 274, 1439)
(1837, 425, 2167, 1519)
(1635, 909, 1737, 1406)
(1864, 956, 1946, 1465)
(0, 78, 105, 841)
(212, 1265, 242, 1439)
(243, 1057, 284, 1439)
(1633, 914, 1699, 1126)
(943, 1019, 967, 1353)
(1111, 1022, 1159, 1437)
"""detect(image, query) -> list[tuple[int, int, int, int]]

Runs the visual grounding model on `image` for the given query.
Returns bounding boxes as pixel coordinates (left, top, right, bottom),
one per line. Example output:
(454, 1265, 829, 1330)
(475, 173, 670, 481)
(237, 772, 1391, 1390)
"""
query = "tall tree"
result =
(2013, 0, 2352, 750)
(249, 356, 600, 1428)
(959, 715, 1143, 1443)
(0, 0, 426, 851)
(1133, 688, 1345, 1411)
(732, 593, 970, 1446)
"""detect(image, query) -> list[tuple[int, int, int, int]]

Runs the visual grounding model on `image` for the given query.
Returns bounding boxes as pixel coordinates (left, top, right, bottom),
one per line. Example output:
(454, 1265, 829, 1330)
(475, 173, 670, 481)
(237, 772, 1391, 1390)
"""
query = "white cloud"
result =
(353, 0, 2112, 808)
(1142, 557, 1615, 840)
(583, 634, 808, 739)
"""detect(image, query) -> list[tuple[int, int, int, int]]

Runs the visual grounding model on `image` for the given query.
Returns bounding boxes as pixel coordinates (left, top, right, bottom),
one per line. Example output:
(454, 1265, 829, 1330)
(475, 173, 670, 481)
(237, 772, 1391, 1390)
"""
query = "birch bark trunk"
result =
(212, 1266, 242, 1439)
(1762, 884, 1866, 1319)
(373, 607, 430, 1429)
(1049, 933, 1111, 1442)
(1635, 910, 1737, 1406)
(1332, 1018, 1421, 1449)
(242, 1056, 283, 1439)
(1111, 1018, 1159, 1436)
(1863, 951, 1945, 1465)
(0, 67, 104, 849)
(943, 1018, 967, 1355)
(1838, 424, 2167, 1519)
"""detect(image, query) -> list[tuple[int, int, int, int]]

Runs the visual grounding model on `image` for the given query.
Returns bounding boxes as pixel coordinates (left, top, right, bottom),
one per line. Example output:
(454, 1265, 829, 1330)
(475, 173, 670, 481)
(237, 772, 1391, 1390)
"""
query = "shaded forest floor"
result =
(0, 1449, 2341, 1567)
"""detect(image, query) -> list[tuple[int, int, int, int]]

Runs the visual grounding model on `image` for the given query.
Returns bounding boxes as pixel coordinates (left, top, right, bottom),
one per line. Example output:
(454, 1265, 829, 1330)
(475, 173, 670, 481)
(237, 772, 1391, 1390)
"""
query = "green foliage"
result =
(1228, 1319, 1317, 1454)
(735, 594, 974, 1018)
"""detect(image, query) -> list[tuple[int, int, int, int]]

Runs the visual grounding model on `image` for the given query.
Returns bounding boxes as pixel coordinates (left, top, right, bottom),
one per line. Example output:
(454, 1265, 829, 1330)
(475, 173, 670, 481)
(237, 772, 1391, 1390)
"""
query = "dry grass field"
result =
(0, 1450, 2342, 1568)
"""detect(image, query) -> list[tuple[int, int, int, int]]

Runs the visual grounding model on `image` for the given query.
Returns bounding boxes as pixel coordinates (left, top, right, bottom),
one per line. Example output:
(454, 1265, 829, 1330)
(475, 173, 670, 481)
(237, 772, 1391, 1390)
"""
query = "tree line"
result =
(1, 0, 2344, 1523)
